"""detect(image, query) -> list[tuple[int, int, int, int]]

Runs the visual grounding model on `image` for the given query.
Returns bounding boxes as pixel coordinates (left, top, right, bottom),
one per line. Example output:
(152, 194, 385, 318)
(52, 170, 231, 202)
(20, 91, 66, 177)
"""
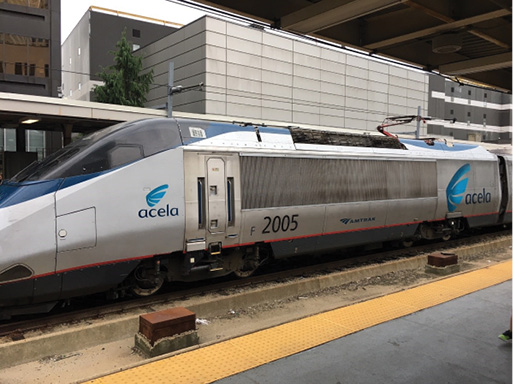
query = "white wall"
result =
(142, 16, 429, 134)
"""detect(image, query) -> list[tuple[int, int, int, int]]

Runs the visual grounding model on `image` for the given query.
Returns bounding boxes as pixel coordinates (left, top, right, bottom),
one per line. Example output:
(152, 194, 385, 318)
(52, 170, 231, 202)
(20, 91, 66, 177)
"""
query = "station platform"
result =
(87, 259, 512, 384)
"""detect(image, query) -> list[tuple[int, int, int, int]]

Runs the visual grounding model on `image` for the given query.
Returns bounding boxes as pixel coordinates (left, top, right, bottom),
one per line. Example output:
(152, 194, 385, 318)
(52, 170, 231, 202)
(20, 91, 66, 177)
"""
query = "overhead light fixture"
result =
(20, 117, 40, 125)
(432, 33, 462, 54)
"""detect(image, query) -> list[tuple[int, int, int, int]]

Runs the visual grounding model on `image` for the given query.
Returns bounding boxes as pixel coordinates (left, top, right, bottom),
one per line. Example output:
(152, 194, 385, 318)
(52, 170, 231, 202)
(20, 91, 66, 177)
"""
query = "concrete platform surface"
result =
(215, 280, 512, 384)
(86, 259, 511, 384)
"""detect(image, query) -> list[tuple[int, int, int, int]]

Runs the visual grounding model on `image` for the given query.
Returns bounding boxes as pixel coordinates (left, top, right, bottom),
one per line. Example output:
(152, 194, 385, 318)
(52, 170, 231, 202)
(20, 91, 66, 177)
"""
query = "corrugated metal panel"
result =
(241, 156, 437, 209)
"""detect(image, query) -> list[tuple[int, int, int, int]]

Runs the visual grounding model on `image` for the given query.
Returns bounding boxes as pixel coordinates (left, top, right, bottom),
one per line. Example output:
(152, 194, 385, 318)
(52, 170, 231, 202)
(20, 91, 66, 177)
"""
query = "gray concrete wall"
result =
(140, 15, 510, 141)
(62, 9, 177, 102)
(61, 11, 90, 100)
(142, 16, 429, 134)
(141, 17, 208, 113)
(428, 76, 512, 143)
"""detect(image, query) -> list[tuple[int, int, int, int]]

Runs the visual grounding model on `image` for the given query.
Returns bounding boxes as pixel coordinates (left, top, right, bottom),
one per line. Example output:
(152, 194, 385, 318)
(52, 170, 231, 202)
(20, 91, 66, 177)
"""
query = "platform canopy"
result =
(190, 0, 512, 92)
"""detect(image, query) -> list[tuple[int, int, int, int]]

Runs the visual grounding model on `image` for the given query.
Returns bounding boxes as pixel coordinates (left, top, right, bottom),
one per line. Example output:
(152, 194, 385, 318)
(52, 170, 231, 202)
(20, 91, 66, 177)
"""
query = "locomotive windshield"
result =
(12, 118, 182, 182)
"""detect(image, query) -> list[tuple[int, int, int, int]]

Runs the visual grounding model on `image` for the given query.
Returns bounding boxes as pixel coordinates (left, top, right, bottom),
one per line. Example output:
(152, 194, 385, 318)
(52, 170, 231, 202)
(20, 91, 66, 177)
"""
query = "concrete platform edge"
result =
(0, 237, 510, 370)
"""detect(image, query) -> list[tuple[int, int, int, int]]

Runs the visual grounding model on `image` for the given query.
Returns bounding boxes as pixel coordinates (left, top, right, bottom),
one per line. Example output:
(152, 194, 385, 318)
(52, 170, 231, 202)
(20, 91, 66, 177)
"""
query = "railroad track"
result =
(1, 229, 510, 340)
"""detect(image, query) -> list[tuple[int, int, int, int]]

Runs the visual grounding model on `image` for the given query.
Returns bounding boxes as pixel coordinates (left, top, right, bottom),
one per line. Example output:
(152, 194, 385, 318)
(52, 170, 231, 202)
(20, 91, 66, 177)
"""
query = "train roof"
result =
(177, 118, 497, 161)
(4, 117, 500, 184)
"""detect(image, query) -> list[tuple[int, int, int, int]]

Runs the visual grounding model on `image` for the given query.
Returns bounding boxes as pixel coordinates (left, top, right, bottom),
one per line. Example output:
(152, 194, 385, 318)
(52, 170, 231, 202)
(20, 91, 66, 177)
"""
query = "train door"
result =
(498, 156, 511, 223)
(206, 158, 227, 235)
(183, 152, 241, 255)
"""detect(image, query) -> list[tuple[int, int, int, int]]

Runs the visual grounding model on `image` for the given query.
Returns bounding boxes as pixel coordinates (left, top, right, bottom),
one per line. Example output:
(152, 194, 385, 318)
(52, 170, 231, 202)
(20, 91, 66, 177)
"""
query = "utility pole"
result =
(167, 62, 174, 118)
(416, 105, 421, 139)
(167, 61, 204, 118)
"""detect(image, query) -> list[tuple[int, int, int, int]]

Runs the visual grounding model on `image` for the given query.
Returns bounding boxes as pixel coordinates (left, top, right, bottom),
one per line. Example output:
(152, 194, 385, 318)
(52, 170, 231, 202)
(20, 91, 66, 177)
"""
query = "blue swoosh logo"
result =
(446, 164, 470, 212)
(146, 184, 169, 207)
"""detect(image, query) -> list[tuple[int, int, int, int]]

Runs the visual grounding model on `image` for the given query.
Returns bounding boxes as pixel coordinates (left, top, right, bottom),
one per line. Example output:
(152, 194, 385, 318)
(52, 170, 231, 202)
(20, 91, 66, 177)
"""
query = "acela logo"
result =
(146, 184, 168, 207)
(446, 164, 491, 212)
(138, 184, 179, 219)
(446, 164, 470, 212)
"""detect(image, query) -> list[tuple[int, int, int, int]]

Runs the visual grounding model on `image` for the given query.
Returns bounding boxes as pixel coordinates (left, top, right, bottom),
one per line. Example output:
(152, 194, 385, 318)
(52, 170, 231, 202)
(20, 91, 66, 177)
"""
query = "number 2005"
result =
(262, 214, 299, 234)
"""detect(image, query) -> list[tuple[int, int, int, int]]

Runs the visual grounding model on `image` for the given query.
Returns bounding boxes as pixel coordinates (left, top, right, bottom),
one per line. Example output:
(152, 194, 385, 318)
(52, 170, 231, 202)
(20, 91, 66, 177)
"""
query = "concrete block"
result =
(368, 71, 389, 85)
(321, 48, 346, 64)
(227, 23, 262, 44)
(293, 40, 321, 58)
(293, 51, 321, 68)
(227, 50, 262, 69)
(294, 64, 321, 80)
(321, 81, 345, 96)
(367, 89, 388, 103)
(262, 45, 293, 62)
(263, 32, 293, 51)
(346, 65, 368, 80)
(139, 307, 196, 346)
(425, 263, 461, 276)
(205, 16, 226, 35)
(135, 330, 199, 358)
(426, 252, 460, 275)
(389, 65, 408, 78)
(206, 31, 227, 48)
(368, 60, 389, 74)
(428, 253, 458, 267)
(293, 76, 320, 92)
(262, 67, 292, 85)
(346, 75, 368, 90)
(227, 36, 262, 55)
(321, 60, 346, 75)
(262, 82, 292, 99)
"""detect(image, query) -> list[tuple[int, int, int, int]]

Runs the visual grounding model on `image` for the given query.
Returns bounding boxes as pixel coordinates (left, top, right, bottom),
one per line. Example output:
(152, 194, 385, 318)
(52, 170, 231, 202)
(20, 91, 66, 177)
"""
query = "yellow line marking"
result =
(86, 260, 512, 384)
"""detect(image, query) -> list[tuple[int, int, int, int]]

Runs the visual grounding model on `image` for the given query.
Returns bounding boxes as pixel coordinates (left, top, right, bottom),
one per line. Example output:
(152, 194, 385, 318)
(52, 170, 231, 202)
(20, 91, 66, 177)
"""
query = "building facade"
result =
(62, 7, 180, 101)
(0, 0, 61, 97)
(140, 16, 511, 141)
(140, 16, 430, 136)
(428, 75, 512, 143)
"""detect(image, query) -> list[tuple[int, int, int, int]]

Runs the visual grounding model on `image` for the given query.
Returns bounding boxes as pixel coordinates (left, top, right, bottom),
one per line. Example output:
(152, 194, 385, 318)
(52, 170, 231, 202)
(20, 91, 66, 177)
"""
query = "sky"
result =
(61, 0, 207, 41)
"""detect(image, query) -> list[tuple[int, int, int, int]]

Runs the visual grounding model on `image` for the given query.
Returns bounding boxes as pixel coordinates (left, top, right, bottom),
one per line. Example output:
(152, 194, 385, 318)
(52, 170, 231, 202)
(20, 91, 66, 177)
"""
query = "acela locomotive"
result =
(0, 117, 511, 317)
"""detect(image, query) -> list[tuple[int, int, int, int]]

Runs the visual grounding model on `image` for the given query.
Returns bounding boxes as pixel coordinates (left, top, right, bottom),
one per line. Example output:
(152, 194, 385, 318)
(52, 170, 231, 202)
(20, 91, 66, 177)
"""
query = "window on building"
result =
(5, 0, 48, 9)
(0, 33, 49, 78)
(132, 29, 141, 38)
(132, 44, 140, 51)
(1, 128, 17, 152)
(28, 36, 50, 77)
(78, 47, 81, 56)
(15, 62, 24, 75)
(27, 129, 44, 158)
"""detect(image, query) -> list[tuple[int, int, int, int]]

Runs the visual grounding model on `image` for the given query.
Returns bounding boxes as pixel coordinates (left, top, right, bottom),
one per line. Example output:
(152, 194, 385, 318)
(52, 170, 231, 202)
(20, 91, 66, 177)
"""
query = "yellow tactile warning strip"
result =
(87, 260, 512, 384)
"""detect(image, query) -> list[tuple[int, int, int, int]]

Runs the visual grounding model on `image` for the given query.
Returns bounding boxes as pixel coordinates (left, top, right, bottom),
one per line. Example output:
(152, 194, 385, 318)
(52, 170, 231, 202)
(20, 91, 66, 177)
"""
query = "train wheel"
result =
(442, 233, 451, 241)
(232, 246, 268, 278)
(129, 265, 165, 297)
(401, 239, 414, 248)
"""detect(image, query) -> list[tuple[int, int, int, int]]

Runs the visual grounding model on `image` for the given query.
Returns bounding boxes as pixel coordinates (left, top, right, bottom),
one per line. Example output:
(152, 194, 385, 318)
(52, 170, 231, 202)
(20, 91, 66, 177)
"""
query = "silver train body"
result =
(0, 118, 511, 316)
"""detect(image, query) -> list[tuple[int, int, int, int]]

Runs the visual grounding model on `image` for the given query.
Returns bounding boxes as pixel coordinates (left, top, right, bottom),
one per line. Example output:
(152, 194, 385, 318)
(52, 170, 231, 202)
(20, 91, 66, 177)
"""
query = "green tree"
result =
(93, 30, 153, 107)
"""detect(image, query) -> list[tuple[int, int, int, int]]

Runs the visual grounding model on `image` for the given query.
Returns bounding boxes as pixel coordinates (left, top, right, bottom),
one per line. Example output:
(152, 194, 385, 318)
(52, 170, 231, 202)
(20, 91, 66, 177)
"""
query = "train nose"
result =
(0, 184, 58, 306)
